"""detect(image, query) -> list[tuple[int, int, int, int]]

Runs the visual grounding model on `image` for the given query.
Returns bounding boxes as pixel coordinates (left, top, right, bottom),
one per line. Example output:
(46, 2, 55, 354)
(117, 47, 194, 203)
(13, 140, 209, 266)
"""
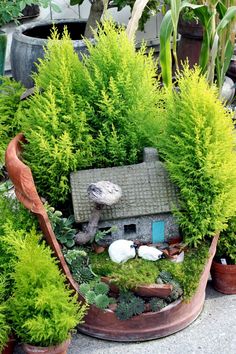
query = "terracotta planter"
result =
(5, 133, 219, 342)
(23, 339, 70, 354)
(2, 336, 15, 354)
(211, 260, 236, 294)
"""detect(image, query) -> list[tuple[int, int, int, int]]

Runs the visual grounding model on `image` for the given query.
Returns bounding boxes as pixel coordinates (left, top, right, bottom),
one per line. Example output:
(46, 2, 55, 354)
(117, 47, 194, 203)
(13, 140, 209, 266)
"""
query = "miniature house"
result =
(70, 148, 180, 244)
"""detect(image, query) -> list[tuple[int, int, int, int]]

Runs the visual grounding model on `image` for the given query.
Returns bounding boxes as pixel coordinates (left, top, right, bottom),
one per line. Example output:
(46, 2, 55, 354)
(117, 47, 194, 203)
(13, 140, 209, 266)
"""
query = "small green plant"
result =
(115, 291, 145, 320)
(216, 216, 236, 264)
(79, 280, 112, 310)
(92, 226, 117, 244)
(156, 66, 236, 247)
(46, 204, 76, 248)
(63, 248, 95, 284)
(149, 298, 166, 312)
(6, 230, 88, 347)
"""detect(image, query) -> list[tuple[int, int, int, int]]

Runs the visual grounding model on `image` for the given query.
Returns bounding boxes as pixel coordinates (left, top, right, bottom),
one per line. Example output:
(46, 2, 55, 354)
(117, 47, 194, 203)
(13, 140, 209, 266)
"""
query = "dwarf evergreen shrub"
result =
(0, 276, 10, 353)
(6, 230, 87, 346)
(216, 216, 236, 263)
(156, 66, 236, 246)
(18, 21, 160, 205)
(0, 77, 24, 164)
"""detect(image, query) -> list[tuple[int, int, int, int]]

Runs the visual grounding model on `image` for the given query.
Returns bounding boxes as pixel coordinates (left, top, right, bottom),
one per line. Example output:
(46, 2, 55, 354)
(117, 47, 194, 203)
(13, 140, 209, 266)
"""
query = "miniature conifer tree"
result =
(156, 66, 236, 247)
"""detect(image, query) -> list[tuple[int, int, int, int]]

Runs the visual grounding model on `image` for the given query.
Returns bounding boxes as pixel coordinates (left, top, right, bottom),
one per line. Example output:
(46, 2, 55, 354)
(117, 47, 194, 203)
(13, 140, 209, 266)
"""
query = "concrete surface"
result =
(14, 280, 236, 354)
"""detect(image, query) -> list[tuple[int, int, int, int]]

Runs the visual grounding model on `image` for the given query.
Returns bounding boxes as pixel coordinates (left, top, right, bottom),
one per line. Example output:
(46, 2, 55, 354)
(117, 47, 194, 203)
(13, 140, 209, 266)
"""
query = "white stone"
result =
(138, 245, 163, 261)
(108, 239, 136, 264)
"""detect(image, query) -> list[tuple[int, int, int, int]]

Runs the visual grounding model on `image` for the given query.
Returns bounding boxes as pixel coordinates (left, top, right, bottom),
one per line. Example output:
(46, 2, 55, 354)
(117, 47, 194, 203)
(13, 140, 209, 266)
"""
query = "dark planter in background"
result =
(177, 18, 203, 68)
(21, 5, 40, 19)
(10, 19, 88, 88)
(0, 30, 7, 76)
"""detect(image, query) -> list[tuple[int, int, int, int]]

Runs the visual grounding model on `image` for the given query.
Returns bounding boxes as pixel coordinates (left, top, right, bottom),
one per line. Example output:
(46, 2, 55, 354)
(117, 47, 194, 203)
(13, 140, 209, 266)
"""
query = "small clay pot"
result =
(211, 260, 236, 294)
(2, 336, 15, 354)
(22, 339, 70, 354)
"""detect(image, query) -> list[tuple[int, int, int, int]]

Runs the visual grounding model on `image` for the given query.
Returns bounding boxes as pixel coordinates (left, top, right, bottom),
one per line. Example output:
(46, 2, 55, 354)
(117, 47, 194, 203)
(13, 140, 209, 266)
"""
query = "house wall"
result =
(81, 213, 180, 244)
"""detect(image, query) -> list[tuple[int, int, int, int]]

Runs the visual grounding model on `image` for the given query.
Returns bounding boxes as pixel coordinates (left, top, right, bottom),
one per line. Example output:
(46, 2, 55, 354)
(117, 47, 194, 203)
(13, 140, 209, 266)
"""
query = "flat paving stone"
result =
(14, 280, 236, 354)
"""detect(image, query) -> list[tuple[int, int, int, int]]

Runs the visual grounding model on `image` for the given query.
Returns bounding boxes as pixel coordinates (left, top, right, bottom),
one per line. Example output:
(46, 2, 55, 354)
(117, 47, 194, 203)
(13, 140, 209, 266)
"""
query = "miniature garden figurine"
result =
(108, 239, 136, 263)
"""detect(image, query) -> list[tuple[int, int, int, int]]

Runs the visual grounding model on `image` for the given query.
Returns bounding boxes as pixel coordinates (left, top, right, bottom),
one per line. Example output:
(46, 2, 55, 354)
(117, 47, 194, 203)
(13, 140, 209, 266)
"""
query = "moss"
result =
(89, 241, 210, 300)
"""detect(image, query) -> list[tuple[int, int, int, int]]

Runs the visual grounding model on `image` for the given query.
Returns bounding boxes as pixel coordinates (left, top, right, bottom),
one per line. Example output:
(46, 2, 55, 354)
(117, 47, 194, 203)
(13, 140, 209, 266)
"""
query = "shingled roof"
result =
(70, 148, 179, 223)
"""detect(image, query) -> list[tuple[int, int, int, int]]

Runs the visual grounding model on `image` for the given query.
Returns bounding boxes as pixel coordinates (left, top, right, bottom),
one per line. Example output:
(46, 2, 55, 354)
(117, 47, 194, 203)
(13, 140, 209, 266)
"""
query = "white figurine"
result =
(108, 239, 136, 264)
(138, 245, 163, 261)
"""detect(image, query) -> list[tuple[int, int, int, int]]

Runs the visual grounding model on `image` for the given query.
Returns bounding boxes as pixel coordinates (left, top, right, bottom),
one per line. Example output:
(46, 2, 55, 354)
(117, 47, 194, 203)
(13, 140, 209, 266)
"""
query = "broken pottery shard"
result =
(108, 239, 136, 263)
(138, 245, 163, 261)
(87, 181, 122, 206)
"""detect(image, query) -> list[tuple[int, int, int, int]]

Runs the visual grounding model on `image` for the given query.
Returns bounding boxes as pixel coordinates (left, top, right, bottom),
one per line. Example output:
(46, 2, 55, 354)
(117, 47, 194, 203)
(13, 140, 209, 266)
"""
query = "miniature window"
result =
(124, 224, 136, 234)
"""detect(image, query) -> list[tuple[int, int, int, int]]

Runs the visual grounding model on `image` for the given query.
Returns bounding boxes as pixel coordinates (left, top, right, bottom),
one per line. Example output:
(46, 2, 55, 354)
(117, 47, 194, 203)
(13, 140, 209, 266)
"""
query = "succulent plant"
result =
(46, 204, 76, 248)
(129, 297, 145, 316)
(157, 270, 174, 284)
(115, 302, 134, 321)
(63, 248, 95, 284)
(94, 294, 110, 310)
(94, 281, 109, 295)
(149, 298, 166, 312)
(79, 280, 112, 310)
(116, 291, 145, 320)
(79, 283, 90, 296)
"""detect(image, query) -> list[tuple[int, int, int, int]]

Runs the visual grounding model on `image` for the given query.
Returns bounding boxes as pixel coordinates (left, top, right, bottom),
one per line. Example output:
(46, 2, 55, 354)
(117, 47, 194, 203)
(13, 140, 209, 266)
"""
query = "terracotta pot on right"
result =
(22, 339, 71, 354)
(211, 260, 236, 294)
(2, 336, 15, 354)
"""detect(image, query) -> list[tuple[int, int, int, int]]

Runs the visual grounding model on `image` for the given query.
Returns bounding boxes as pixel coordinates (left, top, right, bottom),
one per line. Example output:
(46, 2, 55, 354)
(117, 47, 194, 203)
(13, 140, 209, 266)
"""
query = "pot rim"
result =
(23, 338, 71, 353)
(212, 259, 236, 272)
(12, 19, 88, 46)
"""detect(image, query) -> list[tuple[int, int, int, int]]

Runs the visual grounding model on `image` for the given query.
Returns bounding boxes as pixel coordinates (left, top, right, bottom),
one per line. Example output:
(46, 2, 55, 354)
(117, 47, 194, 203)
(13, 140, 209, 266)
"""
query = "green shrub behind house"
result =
(18, 21, 159, 206)
(156, 66, 236, 247)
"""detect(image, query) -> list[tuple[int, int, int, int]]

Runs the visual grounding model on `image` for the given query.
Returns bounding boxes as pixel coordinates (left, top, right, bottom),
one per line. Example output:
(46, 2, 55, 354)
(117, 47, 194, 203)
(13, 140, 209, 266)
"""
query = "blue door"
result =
(152, 221, 165, 243)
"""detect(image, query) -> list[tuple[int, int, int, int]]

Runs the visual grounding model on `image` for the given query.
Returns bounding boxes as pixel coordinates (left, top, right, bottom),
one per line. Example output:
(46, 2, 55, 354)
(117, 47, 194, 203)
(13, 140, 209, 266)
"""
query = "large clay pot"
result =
(23, 339, 70, 354)
(0, 30, 7, 76)
(177, 18, 203, 68)
(10, 19, 88, 88)
(211, 260, 236, 294)
(5, 133, 219, 342)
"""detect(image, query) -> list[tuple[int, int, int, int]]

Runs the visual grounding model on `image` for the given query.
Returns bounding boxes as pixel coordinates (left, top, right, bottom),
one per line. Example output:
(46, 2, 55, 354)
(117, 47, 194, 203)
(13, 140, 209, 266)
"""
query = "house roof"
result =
(70, 148, 179, 223)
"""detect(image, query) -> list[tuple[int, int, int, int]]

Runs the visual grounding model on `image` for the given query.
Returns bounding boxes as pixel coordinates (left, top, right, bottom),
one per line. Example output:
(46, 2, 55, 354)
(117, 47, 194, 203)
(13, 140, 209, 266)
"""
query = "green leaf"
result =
(217, 6, 236, 32)
(70, 0, 84, 5)
(50, 3, 61, 13)
(159, 10, 173, 88)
